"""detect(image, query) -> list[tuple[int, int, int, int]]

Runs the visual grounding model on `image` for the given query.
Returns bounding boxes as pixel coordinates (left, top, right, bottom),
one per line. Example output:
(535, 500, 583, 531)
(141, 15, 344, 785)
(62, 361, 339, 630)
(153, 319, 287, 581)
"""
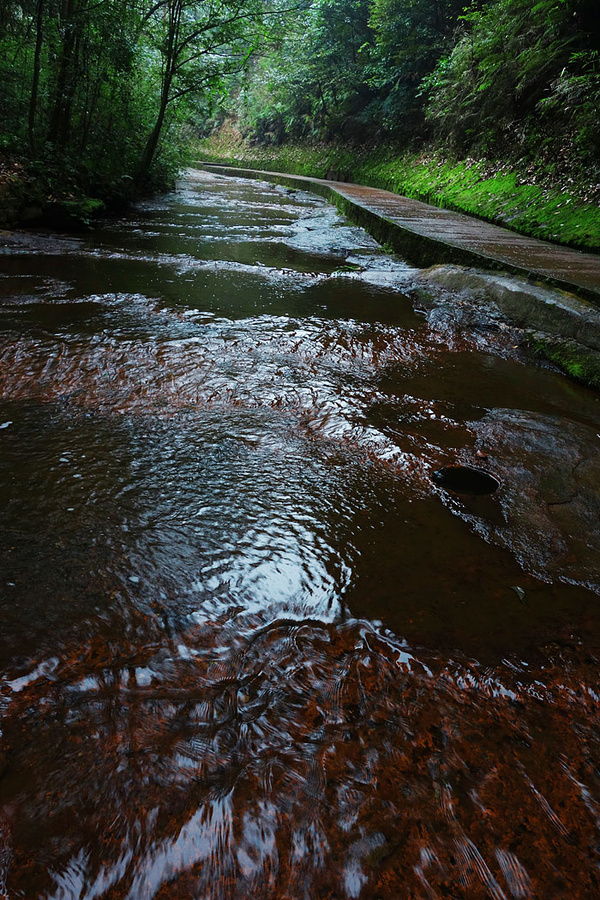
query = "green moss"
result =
(60, 198, 105, 220)
(196, 135, 600, 253)
(532, 336, 600, 389)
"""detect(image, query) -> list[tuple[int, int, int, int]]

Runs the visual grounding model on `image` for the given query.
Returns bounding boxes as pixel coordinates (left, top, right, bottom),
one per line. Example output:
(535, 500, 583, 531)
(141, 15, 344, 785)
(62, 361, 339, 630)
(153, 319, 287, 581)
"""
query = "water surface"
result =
(0, 170, 599, 899)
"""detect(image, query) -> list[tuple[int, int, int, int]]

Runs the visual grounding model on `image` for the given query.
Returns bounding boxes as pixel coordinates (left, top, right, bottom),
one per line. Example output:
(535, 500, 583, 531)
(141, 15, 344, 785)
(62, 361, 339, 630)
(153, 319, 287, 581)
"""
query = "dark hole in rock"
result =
(431, 465, 500, 496)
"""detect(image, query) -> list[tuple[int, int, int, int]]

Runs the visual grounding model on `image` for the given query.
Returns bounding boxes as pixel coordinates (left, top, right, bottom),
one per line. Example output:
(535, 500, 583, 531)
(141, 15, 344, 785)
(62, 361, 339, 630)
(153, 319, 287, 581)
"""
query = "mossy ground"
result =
(531, 335, 600, 389)
(197, 129, 600, 253)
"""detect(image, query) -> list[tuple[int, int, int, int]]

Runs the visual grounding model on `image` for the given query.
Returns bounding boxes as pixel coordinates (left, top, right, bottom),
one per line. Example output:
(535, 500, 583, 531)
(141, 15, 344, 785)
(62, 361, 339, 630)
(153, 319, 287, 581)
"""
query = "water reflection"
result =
(0, 171, 599, 898)
(2, 616, 599, 899)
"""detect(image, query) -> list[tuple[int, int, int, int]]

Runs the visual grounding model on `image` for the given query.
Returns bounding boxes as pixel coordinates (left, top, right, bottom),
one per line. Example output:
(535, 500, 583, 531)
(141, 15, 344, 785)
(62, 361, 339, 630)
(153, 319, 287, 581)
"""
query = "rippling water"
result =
(0, 170, 599, 898)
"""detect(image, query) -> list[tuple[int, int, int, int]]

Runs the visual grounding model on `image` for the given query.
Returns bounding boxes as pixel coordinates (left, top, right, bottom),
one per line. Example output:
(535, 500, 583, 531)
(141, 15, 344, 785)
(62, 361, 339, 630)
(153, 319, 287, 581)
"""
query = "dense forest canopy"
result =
(231, 0, 600, 169)
(0, 0, 599, 199)
(0, 0, 297, 195)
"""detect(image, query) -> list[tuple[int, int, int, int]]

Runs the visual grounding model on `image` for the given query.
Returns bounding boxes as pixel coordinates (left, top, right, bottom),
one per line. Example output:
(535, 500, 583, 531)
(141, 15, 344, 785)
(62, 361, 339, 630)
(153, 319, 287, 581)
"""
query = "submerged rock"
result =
(468, 409, 600, 590)
(418, 264, 600, 387)
(421, 264, 600, 344)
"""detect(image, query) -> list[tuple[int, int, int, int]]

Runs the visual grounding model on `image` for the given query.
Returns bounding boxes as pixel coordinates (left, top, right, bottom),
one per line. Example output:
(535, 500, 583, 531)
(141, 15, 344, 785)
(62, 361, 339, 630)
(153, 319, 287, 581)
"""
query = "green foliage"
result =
(234, 0, 375, 143)
(538, 49, 600, 161)
(0, 0, 293, 202)
(0, 1, 160, 190)
(230, 0, 466, 144)
(423, 0, 600, 169)
(364, 0, 464, 134)
(2, 0, 599, 212)
(226, 0, 600, 190)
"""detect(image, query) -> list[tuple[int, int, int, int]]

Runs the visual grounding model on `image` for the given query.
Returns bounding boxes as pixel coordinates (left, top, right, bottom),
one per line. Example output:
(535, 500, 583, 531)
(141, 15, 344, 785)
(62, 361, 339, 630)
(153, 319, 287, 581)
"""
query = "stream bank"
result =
(0, 154, 107, 231)
(0, 151, 167, 232)
(198, 129, 600, 253)
(199, 163, 600, 390)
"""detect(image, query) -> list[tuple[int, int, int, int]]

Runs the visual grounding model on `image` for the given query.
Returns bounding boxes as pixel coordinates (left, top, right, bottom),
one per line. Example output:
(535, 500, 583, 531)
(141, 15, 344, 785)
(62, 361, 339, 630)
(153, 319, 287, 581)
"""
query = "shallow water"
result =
(0, 170, 599, 898)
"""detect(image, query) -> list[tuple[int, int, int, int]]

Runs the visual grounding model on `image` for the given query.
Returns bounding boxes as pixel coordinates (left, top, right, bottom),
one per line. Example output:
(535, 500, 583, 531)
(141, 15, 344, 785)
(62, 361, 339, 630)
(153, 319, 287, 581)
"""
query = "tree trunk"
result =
(28, 0, 45, 154)
(137, 0, 182, 177)
(138, 86, 171, 177)
(79, 63, 101, 155)
(47, 0, 84, 150)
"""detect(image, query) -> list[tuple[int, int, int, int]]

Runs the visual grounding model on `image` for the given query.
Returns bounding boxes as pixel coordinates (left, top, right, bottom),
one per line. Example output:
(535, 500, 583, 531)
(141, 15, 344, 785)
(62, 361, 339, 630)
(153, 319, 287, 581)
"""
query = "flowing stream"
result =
(1, 170, 600, 899)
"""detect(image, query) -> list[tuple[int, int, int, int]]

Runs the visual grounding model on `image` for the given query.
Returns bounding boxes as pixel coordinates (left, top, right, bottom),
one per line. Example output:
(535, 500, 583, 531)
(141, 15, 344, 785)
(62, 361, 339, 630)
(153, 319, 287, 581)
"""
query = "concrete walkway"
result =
(202, 164, 600, 303)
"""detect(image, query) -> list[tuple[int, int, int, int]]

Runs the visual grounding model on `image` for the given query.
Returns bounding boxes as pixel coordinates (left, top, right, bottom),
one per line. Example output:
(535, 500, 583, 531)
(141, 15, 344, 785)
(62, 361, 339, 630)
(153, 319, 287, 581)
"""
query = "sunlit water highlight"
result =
(0, 170, 599, 898)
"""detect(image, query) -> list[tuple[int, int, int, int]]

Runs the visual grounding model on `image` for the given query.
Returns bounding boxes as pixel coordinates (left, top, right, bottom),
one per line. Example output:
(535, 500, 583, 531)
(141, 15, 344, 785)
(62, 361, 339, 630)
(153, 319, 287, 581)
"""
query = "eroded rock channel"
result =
(0, 170, 599, 899)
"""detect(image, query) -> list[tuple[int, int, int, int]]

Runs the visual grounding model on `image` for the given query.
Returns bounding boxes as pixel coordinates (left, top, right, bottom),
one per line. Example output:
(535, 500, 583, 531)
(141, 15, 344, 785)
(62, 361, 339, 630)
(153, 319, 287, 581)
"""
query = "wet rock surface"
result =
(421, 264, 600, 348)
(204, 164, 600, 299)
(412, 264, 600, 387)
(466, 410, 600, 589)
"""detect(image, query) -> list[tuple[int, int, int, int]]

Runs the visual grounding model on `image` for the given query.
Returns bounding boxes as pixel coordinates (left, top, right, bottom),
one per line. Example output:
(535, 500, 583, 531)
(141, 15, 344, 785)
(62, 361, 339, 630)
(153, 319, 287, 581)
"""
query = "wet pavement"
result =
(0, 170, 600, 898)
(203, 165, 600, 300)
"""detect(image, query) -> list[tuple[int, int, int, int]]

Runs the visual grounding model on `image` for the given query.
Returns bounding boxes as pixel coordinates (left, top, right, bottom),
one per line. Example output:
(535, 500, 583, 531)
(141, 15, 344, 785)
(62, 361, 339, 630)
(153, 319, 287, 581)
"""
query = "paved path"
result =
(202, 164, 600, 302)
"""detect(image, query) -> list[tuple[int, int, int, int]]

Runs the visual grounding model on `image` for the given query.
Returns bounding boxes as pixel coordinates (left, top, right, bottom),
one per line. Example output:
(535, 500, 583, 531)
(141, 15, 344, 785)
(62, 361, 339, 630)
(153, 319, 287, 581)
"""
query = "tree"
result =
(236, 0, 374, 143)
(137, 0, 299, 177)
(423, 0, 583, 153)
(364, 0, 465, 135)
(0, 0, 302, 191)
(232, 0, 465, 144)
